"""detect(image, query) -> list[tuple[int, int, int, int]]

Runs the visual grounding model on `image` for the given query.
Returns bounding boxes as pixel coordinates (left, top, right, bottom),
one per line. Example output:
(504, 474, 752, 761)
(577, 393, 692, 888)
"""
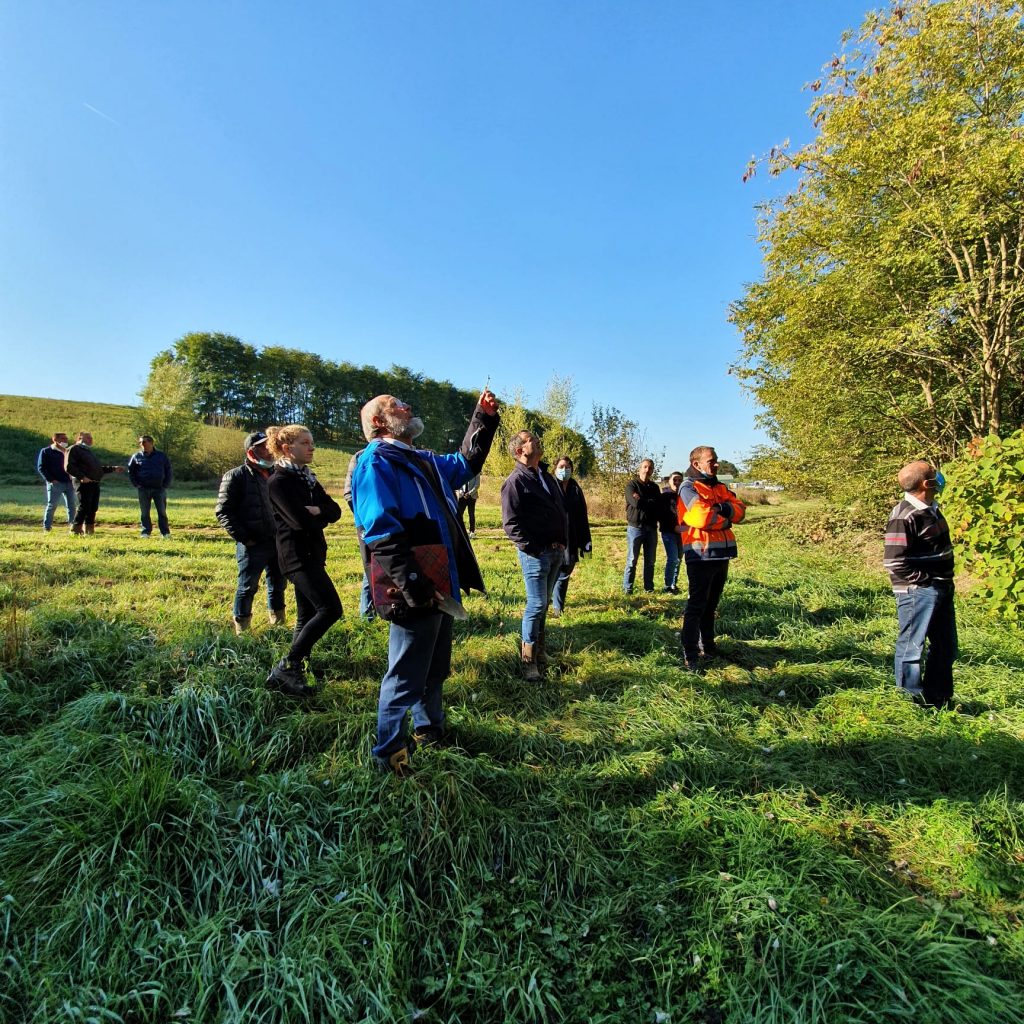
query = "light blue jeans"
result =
(623, 526, 657, 593)
(517, 548, 564, 643)
(43, 481, 77, 529)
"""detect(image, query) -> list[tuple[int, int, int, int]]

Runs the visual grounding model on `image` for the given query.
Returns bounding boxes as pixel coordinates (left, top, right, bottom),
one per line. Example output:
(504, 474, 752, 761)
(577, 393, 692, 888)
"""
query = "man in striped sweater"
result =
(883, 460, 957, 708)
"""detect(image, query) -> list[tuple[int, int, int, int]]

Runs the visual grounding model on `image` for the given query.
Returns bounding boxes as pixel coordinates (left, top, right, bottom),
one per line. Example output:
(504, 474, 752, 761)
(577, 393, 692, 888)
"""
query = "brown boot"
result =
(85, 523, 95, 535)
(233, 616, 252, 635)
(521, 642, 542, 682)
(70, 524, 83, 535)
(268, 608, 286, 626)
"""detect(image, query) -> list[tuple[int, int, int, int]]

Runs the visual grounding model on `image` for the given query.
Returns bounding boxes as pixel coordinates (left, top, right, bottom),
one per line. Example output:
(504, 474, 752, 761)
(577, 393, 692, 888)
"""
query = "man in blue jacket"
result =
(351, 389, 499, 774)
(127, 435, 173, 537)
(36, 431, 77, 531)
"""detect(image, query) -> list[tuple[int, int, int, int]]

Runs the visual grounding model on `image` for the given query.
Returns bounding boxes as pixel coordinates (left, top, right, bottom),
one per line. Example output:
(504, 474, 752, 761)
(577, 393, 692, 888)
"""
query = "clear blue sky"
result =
(0, 0, 871, 471)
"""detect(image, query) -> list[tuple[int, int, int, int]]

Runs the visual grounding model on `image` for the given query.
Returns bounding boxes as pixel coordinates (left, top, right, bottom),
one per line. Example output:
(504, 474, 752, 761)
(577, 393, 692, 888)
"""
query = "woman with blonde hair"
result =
(265, 424, 343, 696)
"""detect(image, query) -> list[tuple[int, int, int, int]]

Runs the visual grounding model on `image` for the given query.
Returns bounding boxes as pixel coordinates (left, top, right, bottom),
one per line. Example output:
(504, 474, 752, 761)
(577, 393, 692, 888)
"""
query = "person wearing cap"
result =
(215, 430, 288, 634)
(127, 435, 173, 537)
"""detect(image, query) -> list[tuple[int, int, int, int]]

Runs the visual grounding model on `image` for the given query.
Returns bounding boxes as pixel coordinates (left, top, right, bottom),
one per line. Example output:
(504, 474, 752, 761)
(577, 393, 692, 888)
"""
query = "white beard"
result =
(385, 413, 424, 442)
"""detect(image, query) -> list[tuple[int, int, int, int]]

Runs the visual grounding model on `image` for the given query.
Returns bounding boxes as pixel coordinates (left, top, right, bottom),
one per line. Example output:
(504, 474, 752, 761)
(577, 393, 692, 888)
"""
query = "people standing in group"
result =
(456, 473, 480, 538)
(659, 471, 685, 594)
(351, 390, 499, 773)
(501, 431, 568, 681)
(215, 431, 288, 636)
(265, 425, 343, 697)
(883, 460, 957, 709)
(342, 448, 375, 620)
(677, 446, 746, 671)
(127, 435, 173, 538)
(550, 455, 592, 618)
(64, 431, 125, 535)
(623, 458, 661, 594)
(36, 432, 77, 531)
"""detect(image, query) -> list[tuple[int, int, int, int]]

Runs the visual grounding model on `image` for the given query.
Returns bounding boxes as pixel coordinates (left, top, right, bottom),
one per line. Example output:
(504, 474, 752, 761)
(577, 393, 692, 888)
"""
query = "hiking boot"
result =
(268, 608, 287, 626)
(521, 642, 542, 682)
(233, 616, 252, 635)
(84, 524, 95, 535)
(70, 524, 83, 535)
(376, 745, 414, 776)
(266, 657, 316, 697)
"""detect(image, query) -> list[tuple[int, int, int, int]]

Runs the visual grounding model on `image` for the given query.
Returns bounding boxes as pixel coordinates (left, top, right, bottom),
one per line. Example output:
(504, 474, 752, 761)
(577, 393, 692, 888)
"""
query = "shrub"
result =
(944, 430, 1024, 623)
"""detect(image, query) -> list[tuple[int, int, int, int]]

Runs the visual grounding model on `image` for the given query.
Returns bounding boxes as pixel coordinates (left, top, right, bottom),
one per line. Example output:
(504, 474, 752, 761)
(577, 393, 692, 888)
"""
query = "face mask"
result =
(935, 470, 945, 494)
(256, 459, 275, 469)
(555, 467, 572, 482)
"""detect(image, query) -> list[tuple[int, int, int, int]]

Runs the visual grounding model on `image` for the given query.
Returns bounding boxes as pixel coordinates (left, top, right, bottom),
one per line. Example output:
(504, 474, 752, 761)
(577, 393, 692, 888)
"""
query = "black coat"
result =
(267, 468, 342, 574)
(501, 462, 568, 554)
(559, 477, 592, 560)
(215, 462, 278, 546)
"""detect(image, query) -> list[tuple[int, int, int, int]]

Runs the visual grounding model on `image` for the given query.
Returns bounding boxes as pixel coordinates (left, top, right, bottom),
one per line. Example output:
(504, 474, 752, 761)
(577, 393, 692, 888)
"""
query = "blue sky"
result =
(0, 0, 871, 470)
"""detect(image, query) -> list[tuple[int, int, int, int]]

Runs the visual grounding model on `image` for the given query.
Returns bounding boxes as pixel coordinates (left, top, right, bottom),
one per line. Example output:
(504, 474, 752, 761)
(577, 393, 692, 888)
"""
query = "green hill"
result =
(0, 394, 356, 487)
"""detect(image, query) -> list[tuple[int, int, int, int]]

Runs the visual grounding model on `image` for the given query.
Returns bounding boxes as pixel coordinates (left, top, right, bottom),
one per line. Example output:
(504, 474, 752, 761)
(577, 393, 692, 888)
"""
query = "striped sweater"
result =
(883, 497, 955, 592)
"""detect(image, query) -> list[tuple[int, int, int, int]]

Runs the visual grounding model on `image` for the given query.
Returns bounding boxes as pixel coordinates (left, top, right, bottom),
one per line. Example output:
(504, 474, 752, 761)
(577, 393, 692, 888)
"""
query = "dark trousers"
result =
(286, 563, 343, 662)
(234, 541, 286, 620)
(681, 560, 730, 658)
(72, 481, 101, 527)
(458, 496, 477, 533)
(137, 486, 169, 535)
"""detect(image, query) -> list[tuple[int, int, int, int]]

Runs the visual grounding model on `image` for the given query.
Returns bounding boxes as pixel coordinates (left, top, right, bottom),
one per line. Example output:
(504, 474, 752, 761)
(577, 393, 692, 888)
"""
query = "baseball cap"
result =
(244, 430, 268, 451)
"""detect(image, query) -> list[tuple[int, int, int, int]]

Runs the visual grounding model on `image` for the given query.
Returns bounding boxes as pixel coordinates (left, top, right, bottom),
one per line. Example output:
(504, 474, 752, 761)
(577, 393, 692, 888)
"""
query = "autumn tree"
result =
(731, 0, 1024, 499)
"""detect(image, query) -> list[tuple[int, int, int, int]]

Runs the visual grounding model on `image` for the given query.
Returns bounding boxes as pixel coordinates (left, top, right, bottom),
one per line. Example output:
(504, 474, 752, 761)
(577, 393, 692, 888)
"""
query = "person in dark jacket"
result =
(883, 460, 957, 708)
(37, 431, 77, 531)
(550, 455, 592, 617)
(659, 471, 685, 594)
(265, 424, 343, 697)
(215, 430, 288, 634)
(351, 390, 500, 773)
(127, 435, 173, 538)
(502, 431, 568, 680)
(623, 458, 660, 594)
(65, 431, 125, 535)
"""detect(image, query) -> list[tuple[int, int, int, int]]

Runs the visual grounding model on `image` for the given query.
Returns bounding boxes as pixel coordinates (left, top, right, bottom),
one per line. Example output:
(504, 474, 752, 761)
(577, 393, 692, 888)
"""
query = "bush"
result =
(944, 430, 1024, 623)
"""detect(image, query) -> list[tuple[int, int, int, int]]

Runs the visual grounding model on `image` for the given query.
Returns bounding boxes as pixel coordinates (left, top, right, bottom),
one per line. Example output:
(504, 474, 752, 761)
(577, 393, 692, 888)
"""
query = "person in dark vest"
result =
(215, 431, 288, 635)
(65, 431, 125, 535)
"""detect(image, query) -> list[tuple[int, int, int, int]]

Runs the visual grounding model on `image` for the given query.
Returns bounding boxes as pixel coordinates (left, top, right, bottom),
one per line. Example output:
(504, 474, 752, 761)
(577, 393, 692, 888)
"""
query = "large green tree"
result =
(731, 0, 1024, 498)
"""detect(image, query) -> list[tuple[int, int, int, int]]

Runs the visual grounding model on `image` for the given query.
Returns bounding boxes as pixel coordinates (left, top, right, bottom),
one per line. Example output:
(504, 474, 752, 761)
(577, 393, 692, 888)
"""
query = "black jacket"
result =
(658, 487, 681, 533)
(267, 468, 342, 574)
(625, 477, 661, 528)
(501, 462, 568, 555)
(215, 461, 277, 546)
(558, 478, 592, 560)
(65, 443, 119, 483)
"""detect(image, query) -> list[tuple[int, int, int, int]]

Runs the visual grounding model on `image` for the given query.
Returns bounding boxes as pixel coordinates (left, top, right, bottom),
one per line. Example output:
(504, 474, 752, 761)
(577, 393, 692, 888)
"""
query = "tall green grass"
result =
(1, 488, 1022, 1023)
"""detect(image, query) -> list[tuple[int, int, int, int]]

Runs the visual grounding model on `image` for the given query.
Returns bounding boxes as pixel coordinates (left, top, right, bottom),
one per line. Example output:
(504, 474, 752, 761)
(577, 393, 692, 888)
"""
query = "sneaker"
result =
(468, 531, 476, 540)
(140, 532, 151, 538)
(160, 533, 171, 540)
(266, 658, 316, 697)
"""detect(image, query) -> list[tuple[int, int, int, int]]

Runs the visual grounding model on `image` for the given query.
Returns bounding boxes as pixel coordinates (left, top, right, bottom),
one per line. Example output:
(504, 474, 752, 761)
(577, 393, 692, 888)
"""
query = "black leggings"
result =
(287, 564, 343, 662)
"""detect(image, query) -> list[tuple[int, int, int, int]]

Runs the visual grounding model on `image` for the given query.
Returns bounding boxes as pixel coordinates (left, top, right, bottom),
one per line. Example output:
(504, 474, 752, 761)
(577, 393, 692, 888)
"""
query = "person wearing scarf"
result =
(265, 424, 343, 696)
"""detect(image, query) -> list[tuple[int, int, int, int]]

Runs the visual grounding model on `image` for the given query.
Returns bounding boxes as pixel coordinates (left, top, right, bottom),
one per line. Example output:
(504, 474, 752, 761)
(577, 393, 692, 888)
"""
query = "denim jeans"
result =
(552, 555, 578, 613)
(43, 481, 77, 529)
(234, 541, 286, 620)
(681, 560, 729, 660)
(137, 486, 169, 536)
(287, 563, 342, 662)
(517, 547, 564, 643)
(623, 526, 657, 593)
(359, 571, 376, 619)
(661, 531, 682, 590)
(374, 610, 452, 760)
(894, 583, 957, 707)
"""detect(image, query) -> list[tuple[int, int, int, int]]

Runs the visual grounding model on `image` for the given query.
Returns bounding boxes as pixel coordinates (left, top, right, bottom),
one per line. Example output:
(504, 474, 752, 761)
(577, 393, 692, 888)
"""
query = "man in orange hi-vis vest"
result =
(676, 445, 746, 671)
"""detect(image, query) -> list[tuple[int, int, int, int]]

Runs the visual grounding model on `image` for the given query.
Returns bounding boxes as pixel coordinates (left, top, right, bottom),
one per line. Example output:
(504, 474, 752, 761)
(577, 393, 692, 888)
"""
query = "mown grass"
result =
(1, 485, 1022, 1023)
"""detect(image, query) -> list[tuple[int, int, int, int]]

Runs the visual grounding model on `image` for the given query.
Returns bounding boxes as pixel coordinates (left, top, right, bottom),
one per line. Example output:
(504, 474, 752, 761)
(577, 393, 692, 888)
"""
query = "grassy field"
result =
(1, 482, 1022, 1024)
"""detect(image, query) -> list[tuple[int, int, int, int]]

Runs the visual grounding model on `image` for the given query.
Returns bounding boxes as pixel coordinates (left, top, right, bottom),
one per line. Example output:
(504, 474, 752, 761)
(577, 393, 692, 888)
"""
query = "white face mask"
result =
(555, 467, 572, 482)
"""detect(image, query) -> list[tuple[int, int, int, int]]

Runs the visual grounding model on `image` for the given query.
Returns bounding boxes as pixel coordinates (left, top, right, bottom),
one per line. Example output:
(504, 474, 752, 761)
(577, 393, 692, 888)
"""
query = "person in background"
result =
(265, 425, 343, 697)
(342, 448, 375, 619)
(677, 446, 746, 671)
(883, 460, 957, 708)
(65, 431, 125, 535)
(623, 458, 660, 594)
(127, 435, 173, 538)
(501, 431, 567, 680)
(351, 390, 499, 773)
(215, 430, 287, 635)
(456, 473, 481, 539)
(550, 455, 592, 617)
(659, 471, 685, 594)
(36, 431, 77, 531)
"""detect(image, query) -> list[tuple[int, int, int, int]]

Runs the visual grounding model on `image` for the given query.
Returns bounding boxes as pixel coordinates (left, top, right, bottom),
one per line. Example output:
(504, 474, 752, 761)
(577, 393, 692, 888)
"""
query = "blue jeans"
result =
(375, 611, 453, 759)
(43, 481, 77, 529)
(137, 486, 169, 536)
(894, 583, 957, 707)
(662, 531, 682, 589)
(623, 526, 657, 593)
(517, 548, 564, 643)
(552, 555, 578, 613)
(234, 540, 286, 620)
